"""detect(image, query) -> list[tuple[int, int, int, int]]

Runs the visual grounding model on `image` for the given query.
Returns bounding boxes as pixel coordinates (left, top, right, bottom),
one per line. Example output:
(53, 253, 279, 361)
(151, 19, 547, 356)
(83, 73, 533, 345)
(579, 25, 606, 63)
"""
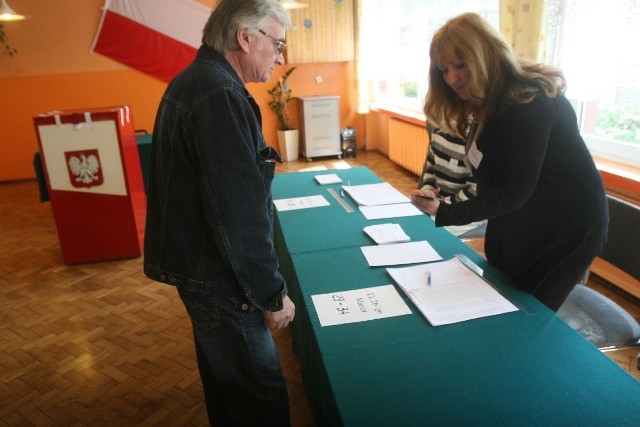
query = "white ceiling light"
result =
(0, 0, 26, 21)
(279, 0, 309, 10)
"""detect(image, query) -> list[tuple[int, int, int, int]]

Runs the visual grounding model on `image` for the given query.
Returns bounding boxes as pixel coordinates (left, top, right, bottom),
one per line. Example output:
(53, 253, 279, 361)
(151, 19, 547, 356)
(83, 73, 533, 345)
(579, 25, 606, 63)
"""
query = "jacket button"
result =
(168, 276, 177, 284)
(159, 274, 167, 282)
(241, 304, 249, 311)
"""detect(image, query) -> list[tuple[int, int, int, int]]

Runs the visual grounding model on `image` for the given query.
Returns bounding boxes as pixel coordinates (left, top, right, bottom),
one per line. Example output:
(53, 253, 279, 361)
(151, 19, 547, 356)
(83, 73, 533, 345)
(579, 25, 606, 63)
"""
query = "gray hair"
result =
(202, 0, 293, 53)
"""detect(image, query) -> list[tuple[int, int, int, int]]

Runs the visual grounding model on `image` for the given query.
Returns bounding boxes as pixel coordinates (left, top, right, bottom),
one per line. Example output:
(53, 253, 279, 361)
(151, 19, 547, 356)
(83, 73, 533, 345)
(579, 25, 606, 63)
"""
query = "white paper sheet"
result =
(315, 173, 343, 185)
(311, 284, 412, 327)
(342, 182, 410, 206)
(359, 203, 423, 220)
(387, 258, 518, 326)
(360, 240, 442, 266)
(274, 195, 330, 211)
(363, 223, 410, 244)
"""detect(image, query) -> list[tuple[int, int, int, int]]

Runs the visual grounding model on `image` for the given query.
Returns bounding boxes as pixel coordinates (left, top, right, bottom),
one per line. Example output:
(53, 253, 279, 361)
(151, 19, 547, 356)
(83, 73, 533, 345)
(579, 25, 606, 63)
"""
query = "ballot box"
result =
(33, 106, 146, 264)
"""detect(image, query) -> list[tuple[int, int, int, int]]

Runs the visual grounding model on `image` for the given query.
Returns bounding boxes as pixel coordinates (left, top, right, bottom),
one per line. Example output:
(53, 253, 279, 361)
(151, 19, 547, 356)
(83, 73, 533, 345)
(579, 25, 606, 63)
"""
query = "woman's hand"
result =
(411, 188, 441, 216)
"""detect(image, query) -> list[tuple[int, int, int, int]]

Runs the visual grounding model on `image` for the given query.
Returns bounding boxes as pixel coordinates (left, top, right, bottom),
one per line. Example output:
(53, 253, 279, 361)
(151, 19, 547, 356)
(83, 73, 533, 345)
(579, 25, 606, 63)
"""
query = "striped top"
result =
(419, 125, 477, 203)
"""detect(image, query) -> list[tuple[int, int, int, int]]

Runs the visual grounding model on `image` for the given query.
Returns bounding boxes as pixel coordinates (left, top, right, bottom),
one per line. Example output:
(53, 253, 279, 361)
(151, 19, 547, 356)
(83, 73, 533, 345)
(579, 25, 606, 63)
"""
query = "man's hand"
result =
(265, 296, 295, 330)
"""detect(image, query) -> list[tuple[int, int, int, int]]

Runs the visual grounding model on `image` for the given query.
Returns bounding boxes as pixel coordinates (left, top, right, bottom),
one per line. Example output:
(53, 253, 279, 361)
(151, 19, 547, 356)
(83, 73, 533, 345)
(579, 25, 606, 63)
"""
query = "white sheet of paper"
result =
(343, 182, 410, 206)
(311, 284, 412, 327)
(387, 258, 518, 326)
(315, 173, 343, 185)
(363, 223, 410, 244)
(359, 203, 423, 220)
(274, 195, 330, 211)
(360, 240, 442, 266)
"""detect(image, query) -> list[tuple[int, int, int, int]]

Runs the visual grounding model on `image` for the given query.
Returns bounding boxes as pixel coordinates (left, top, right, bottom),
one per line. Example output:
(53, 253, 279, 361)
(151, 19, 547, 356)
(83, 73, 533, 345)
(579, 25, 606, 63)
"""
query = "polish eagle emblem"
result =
(64, 149, 104, 188)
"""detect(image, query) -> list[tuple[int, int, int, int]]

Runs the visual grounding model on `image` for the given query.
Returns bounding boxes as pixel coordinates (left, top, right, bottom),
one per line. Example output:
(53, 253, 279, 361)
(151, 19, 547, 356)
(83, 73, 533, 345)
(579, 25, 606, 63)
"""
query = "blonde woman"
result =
(412, 13, 608, 311)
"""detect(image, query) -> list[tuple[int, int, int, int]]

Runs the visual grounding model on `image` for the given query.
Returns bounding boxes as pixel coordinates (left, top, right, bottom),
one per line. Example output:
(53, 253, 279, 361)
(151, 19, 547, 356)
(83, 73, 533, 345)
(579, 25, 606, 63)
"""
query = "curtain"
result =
(355, 0, 369, 114)
(499, 0, 549, 62)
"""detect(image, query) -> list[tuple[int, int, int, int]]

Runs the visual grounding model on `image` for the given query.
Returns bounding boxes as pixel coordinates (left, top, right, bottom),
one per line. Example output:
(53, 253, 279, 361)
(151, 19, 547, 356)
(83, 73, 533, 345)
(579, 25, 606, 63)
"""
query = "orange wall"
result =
(0, 70, 165, 181)
(0, 62, 363, 182)
(0, 0, 363, 182)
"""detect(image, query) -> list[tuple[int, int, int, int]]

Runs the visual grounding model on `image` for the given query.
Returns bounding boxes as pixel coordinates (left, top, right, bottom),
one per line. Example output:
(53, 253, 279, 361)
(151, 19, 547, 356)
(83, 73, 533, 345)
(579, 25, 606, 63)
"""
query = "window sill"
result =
(593, 157, 640, 203)
(371, 104, 426, 127)
(372, 105, 640, 203)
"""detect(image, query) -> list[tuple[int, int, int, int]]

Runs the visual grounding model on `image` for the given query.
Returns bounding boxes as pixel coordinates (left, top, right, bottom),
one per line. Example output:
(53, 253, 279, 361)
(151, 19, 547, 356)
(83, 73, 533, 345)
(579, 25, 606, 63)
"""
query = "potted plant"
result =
(268, 67, 299, 161)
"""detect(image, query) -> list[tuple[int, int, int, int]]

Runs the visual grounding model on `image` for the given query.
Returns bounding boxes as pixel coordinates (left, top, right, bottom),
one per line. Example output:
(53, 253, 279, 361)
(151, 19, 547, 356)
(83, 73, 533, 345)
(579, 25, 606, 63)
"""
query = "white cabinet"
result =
(298, 96, 342, 161)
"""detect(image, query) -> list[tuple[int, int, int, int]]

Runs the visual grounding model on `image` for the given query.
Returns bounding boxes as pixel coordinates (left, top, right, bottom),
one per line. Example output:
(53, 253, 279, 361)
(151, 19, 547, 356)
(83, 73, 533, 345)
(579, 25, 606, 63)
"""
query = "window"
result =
(359, 0, 640, 169)
(358, 0, 499, 115)
(546, 0, 640, 167)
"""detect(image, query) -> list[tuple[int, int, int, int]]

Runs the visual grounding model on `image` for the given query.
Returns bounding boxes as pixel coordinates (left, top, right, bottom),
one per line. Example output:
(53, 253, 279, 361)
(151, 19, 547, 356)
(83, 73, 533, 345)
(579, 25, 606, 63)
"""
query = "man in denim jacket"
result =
(143, 1, 295, 425)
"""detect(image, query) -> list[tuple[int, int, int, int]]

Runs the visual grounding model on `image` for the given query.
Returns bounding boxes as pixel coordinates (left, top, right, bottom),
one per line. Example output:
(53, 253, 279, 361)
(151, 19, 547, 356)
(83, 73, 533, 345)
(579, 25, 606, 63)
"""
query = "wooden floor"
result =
(1, 150, 638, 426)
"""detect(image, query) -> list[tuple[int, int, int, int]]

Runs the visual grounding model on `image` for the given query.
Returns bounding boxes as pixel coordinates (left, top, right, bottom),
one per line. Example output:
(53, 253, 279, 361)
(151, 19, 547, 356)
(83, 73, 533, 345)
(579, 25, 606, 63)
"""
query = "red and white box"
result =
(33, 106, 146, 264)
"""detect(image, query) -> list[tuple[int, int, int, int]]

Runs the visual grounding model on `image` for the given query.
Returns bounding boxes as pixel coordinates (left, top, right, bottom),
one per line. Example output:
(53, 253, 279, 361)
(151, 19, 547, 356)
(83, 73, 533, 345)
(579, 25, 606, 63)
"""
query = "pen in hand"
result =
(411, 187, 446, 203)
(414, 194, 446, 202)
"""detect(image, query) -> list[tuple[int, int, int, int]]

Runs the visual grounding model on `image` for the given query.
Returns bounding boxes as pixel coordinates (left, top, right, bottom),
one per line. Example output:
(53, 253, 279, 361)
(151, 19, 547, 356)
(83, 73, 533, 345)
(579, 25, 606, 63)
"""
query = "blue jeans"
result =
(177, 288, 290, 426)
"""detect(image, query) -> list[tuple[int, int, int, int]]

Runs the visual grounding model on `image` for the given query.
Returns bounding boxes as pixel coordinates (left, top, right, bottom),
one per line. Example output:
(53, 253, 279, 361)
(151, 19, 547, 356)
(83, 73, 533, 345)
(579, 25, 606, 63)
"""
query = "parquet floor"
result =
(1, 150, 638, 426)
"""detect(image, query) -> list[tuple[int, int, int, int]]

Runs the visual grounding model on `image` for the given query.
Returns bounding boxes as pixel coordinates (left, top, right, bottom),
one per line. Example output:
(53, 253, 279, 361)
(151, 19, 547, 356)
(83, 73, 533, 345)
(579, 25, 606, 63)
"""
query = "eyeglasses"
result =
(258, 29, 287, 55)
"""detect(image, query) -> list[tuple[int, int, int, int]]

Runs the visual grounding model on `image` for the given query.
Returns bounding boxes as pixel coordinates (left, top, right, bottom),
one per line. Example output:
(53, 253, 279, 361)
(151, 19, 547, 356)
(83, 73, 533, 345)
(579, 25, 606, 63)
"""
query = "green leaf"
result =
(267, 67, 297, 130)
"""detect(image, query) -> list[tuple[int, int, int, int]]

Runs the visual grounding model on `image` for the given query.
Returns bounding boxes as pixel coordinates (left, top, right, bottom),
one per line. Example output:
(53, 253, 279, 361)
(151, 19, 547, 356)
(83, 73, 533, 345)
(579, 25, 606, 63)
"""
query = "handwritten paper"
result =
(387, 258, 518, 326)
(311, 285, 412, 327)
(274, 195, 330, 211)
(360, 240, 442, 266)
(363, 223, 410, 244)
(342, 182, 410, 206)
(315, 173, 343, 185)
(359, 203, 423, 220)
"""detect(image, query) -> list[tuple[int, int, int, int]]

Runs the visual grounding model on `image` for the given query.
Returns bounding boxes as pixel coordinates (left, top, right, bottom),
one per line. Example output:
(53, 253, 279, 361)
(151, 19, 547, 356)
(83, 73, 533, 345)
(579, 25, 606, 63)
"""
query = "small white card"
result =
(315, 173, 343, 185)
(363, 223, 410, 244)
(360, 240, 442, 267)
(311, 284, 412, 327)
(273, 195, 330, 211)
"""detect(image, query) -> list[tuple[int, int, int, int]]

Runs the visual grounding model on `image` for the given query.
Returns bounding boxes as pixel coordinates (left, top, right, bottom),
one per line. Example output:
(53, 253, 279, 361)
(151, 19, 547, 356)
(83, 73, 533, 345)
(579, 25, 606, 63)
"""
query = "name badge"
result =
(466, 141, 483, 169)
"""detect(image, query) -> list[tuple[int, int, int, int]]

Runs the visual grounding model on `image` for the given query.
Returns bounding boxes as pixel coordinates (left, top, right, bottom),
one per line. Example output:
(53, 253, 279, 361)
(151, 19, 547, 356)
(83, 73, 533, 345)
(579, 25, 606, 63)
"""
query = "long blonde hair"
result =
(423, 13, 566, 137)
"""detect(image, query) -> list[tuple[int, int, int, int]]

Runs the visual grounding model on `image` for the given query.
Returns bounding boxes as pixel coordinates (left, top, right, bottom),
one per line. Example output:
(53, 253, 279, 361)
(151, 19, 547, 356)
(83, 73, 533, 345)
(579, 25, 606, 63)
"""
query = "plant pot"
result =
(277, 129, 299, 161)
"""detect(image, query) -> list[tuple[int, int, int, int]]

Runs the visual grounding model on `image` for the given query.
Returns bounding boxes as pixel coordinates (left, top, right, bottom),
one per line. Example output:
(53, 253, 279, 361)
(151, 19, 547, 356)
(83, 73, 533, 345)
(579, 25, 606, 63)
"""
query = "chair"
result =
(558, 282, 640, 353)
(557, 195, 640, 370)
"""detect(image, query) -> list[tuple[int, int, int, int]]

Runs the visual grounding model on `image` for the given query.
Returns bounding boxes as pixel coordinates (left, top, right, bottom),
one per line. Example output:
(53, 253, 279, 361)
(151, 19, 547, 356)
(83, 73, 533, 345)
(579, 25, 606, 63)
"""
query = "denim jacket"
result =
(144, 46, 286, 312)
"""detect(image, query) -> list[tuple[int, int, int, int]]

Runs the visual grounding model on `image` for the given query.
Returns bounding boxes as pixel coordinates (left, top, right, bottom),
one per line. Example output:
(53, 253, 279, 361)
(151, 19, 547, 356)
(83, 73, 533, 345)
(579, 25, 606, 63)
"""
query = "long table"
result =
(273, 166, 640, 426)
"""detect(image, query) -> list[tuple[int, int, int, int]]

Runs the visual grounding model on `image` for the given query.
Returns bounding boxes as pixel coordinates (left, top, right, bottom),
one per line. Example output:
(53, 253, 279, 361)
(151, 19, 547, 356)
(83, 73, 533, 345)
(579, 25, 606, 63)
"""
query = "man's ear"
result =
(236, 28, 252, 53)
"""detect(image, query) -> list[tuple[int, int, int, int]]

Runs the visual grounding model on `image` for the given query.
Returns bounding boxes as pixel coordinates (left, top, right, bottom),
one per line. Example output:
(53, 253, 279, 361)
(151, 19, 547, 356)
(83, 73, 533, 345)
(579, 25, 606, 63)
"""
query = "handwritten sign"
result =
(273, 195, 330, 211)
(311, 285, 412, 327)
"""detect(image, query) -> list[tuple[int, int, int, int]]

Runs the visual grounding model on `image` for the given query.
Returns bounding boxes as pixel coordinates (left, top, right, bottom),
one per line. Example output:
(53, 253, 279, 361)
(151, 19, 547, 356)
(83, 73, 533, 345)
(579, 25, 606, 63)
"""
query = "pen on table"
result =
(341, 180, 351, 197)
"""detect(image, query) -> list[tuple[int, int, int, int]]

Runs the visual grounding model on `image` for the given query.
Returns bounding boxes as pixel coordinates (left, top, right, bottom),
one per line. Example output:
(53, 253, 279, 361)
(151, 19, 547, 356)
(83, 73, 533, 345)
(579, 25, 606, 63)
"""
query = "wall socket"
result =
(315, 75, 323, 84)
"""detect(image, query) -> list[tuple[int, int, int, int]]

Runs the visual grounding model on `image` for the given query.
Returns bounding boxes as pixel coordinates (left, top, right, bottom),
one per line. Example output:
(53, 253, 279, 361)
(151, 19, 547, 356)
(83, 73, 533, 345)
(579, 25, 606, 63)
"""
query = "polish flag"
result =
(91, 0, 211, 82)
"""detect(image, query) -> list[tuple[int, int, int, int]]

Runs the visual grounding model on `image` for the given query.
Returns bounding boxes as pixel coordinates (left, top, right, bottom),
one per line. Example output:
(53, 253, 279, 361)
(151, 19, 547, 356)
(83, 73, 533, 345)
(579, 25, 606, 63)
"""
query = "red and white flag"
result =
(91, 0, 211, 82)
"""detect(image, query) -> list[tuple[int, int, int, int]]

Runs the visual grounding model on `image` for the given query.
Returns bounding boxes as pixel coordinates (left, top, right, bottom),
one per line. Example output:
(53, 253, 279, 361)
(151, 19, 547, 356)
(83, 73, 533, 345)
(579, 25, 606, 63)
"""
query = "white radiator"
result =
(388, 118, 428, 176)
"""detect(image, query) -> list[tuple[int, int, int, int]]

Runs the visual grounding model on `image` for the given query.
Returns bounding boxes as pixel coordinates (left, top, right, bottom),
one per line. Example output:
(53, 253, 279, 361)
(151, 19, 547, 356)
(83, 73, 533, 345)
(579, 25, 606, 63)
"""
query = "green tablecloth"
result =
(136, 133, 152, 193)
(273, 166, 640, 426)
